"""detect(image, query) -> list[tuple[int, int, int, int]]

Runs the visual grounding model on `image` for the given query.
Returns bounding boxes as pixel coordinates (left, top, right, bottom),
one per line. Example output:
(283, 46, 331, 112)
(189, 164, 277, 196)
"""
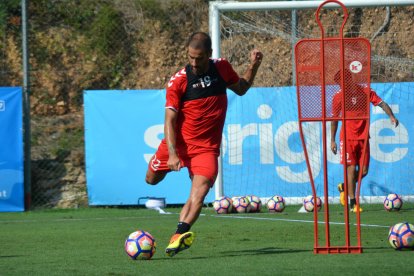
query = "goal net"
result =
(211, 1, 414, 205)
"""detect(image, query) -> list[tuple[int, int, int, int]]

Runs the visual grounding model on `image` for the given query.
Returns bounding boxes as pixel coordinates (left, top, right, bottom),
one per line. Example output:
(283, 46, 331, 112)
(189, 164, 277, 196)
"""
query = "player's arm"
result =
(378, 101, 399, 127)
(330, 121, 339, 154)
(228, 49, 263, 96)
(330, 94, 341, 154)
(164, 108, 181, 171)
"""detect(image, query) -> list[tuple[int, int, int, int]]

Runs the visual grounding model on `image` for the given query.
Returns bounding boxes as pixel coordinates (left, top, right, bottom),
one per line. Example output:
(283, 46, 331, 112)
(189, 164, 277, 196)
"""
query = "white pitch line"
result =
(208, 213, 391, 228)
(0, 211, 391, 229)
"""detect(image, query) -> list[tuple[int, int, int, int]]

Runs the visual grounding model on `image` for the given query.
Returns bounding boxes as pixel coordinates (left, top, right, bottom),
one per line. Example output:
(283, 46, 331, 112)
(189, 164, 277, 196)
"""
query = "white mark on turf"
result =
(209, 214, 391, 228)
(0, 211, 391, 229)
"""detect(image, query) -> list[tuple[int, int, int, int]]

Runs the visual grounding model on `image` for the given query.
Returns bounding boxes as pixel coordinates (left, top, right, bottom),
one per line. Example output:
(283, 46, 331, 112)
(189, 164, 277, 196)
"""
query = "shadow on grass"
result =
(363, 245, 396, 252)
(220, 247, 310, 256)
(151, 247, 310, 261)
(153, 245, 408, 261)
(0, 255, 25, 258)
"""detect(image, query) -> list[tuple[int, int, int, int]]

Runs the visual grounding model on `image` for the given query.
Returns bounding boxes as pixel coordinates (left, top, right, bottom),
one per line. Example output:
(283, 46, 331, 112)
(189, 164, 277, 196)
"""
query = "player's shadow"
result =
(0, 255, 26, 258)
(219, 247, 309, 257)
(153, 247, 309, 261)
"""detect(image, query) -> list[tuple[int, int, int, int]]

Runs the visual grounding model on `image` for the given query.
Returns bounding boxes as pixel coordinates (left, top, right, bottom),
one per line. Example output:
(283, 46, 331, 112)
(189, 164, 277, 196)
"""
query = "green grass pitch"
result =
(0, 203, 413, 275)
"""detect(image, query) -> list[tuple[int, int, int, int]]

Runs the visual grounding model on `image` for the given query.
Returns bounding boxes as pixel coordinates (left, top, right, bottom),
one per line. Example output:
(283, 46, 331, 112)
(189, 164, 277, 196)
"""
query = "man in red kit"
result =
(145, 32, 263, 257)
(330, 69, 398, 212)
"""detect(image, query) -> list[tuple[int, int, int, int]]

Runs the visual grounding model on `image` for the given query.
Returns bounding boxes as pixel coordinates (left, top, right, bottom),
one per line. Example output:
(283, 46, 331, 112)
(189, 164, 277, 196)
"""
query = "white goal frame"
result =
(209, 0, 414, 200)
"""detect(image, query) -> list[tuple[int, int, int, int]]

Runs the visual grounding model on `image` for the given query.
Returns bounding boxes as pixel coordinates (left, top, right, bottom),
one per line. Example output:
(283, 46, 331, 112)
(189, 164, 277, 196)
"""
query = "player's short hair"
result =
(186, 32, 212, 52)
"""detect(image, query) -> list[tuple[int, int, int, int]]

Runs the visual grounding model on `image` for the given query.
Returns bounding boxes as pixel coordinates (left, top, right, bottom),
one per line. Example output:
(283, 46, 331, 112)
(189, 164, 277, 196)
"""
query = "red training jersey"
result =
(332, 84, 382, 140)
(165, 58, 240, 151)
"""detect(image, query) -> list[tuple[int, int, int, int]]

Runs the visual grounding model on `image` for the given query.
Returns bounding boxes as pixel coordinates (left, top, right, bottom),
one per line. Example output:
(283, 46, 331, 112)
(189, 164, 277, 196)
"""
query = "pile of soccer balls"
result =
(213, 194, 325, 214)
(213, 195, 286, 213)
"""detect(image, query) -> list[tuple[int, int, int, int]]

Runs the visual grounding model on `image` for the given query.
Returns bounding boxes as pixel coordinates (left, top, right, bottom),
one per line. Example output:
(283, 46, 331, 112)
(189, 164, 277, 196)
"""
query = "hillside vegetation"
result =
(2, 0, 413, 115)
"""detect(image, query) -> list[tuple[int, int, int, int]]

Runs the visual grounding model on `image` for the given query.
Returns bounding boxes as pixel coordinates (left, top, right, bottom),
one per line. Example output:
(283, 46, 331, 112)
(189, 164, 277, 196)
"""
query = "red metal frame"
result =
(294, 0, 371, 254)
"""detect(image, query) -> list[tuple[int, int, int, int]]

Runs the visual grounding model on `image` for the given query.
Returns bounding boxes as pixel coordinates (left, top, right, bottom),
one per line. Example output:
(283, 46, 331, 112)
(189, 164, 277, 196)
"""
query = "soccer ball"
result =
(246, 195, 262, 212)
(384, 193, 403, 211)
(388, 222, 414, 250)
(232, 196, 251, 213)
(125, 230, 156, 260)
(266, 195, 286, 213)
(213, 196, 233, 214)
(231, 196, 241, 204)
(303, 195, 322, 212)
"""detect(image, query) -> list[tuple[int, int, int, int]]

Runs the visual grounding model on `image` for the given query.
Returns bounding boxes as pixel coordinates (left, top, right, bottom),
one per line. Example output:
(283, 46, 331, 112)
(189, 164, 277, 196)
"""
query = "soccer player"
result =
(145, 32, 263, 257)
(330, 69, 398, 212)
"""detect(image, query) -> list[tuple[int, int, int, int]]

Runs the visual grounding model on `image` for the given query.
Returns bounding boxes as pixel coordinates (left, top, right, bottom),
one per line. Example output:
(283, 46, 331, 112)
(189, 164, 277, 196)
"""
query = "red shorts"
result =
(148, 140, 219, 185)
(339, 139, 370, 167)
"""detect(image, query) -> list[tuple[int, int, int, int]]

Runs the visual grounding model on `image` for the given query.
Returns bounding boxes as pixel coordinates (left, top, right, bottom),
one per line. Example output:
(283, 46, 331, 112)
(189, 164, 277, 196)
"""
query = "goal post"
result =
(209, 0, 414, 202)
(210, 0, 414, 61)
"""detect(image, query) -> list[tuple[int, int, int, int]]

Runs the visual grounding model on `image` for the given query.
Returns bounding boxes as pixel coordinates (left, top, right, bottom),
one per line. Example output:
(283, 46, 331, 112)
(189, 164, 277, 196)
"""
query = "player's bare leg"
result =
(347, 165, 357, 200)
(145, 169, 167, 185)
(165, 175, 210, 257)
(348, 165, 368, 212)
(179, 174, 211, 224)
(356, 165, 369, 180)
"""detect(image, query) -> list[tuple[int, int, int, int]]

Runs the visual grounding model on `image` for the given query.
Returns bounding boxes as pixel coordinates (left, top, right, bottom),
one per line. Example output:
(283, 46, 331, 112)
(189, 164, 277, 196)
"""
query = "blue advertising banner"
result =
(0, 87, 24, 212)
(84, 90, 200, 205)
(222, 83, 413, 199)
(84, 83, 413, 205)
